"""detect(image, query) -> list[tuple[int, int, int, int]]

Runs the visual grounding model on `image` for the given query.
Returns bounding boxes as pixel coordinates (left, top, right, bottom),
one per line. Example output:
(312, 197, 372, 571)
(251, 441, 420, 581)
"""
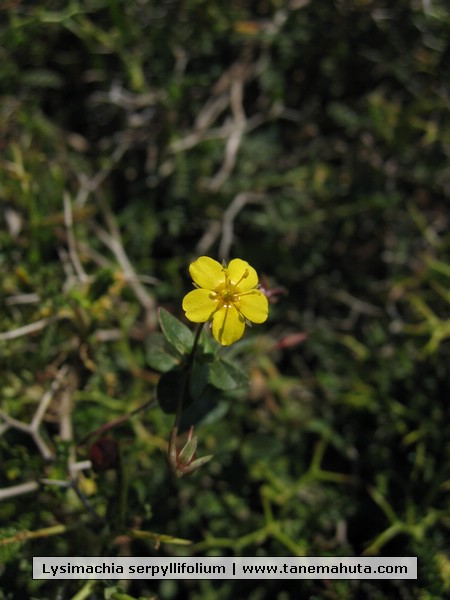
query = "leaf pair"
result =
(147, 309, 248, 429)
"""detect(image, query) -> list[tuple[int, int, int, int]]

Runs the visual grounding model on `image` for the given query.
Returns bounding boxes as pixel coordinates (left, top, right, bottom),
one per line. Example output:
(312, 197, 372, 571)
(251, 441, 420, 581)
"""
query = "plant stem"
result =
(169, 324, 203, 471)
(188, 323, 204, 364)
(173, 323, 203, 431)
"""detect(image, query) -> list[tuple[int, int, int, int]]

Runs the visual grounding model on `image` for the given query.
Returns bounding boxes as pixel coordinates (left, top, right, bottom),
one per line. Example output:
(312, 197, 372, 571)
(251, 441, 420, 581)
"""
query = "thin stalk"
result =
(169, 324, 203, 472)
(173, 323, 203, 431)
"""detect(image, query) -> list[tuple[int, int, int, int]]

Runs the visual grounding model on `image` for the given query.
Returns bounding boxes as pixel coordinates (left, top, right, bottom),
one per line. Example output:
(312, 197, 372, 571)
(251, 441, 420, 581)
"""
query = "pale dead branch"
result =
(5, 293, 40, 306)
(63, 191, 89, 283)
(0, 317, 54, 341)
(219, 192, 266, 261)
(0, 481, 40, 501)
(0, 365, 69, 461)
(93, 203, 157, 327)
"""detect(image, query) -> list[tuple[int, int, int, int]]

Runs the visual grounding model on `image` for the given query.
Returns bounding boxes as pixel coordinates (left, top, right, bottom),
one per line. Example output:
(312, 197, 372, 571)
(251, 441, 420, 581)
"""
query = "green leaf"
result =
(178, 436, 198, 466)
(209, 360, 248, 391)
(146, 332, 182, 373)
(198, 326, 219, 354)
(156, 367, 192, 414)
(158, 307, 194, 355)
(179, 386, 218, 430)
(186, 454, 214, 471)
(188, 358, 209, 400)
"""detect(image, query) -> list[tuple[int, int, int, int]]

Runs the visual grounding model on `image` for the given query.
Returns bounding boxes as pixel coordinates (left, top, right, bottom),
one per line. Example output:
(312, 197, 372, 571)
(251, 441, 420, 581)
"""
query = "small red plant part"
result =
(89, 437, 120, 472)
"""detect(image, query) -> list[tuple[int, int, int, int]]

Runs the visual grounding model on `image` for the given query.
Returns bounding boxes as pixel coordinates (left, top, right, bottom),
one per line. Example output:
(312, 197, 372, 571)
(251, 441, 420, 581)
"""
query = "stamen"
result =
(222, 268, 230, 288)
(234, 268, 249, 287)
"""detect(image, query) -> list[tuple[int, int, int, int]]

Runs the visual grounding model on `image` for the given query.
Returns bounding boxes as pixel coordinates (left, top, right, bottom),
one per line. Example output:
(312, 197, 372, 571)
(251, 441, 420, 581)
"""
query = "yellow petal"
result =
(212, 305, 245, 345)
(189, 256, 224, 290)
(182, 289, 216, 322)
(238, 290, 268, 323)
(227, 258, 259, 291)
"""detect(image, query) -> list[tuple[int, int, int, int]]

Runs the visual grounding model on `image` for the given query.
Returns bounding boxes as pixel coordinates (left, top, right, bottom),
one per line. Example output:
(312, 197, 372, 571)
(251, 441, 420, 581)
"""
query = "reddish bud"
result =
(89, 438, 120, 472)
(275, 332, 308, 349)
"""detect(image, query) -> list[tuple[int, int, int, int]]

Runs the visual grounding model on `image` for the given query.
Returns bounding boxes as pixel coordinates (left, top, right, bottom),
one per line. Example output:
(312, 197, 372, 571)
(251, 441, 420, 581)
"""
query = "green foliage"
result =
(158, 307, 194, 356)
(1, 0, 450, 598)
(154, 307, 248, 430)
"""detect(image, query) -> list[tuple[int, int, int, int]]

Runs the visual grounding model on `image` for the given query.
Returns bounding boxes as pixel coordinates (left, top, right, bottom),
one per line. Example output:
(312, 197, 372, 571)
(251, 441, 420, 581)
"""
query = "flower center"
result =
(216, 282, 238, 308)
(213, 267, 250, 310)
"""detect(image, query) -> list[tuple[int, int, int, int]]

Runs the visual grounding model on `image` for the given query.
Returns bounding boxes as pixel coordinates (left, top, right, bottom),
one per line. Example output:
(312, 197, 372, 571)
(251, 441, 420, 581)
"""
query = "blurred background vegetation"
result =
(1, 0, 450, 598)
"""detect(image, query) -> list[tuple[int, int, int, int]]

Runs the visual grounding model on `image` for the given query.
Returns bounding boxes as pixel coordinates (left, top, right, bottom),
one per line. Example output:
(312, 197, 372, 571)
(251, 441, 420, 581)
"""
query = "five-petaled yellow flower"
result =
(182, 256, 269, 346)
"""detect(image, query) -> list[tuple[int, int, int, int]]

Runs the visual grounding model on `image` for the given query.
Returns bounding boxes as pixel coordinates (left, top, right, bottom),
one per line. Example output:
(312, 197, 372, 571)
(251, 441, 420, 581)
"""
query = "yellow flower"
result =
(182, 256, 269, 346)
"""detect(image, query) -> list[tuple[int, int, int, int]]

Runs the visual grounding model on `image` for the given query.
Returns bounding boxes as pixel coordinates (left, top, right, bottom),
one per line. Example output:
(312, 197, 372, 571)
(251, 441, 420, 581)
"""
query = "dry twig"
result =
(91, 200, 158, 327)
(63, 191, 89, 283)
(0, 317, 55, 342)
(219, 192, 266, 261)
(0, 365, 69, 460)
